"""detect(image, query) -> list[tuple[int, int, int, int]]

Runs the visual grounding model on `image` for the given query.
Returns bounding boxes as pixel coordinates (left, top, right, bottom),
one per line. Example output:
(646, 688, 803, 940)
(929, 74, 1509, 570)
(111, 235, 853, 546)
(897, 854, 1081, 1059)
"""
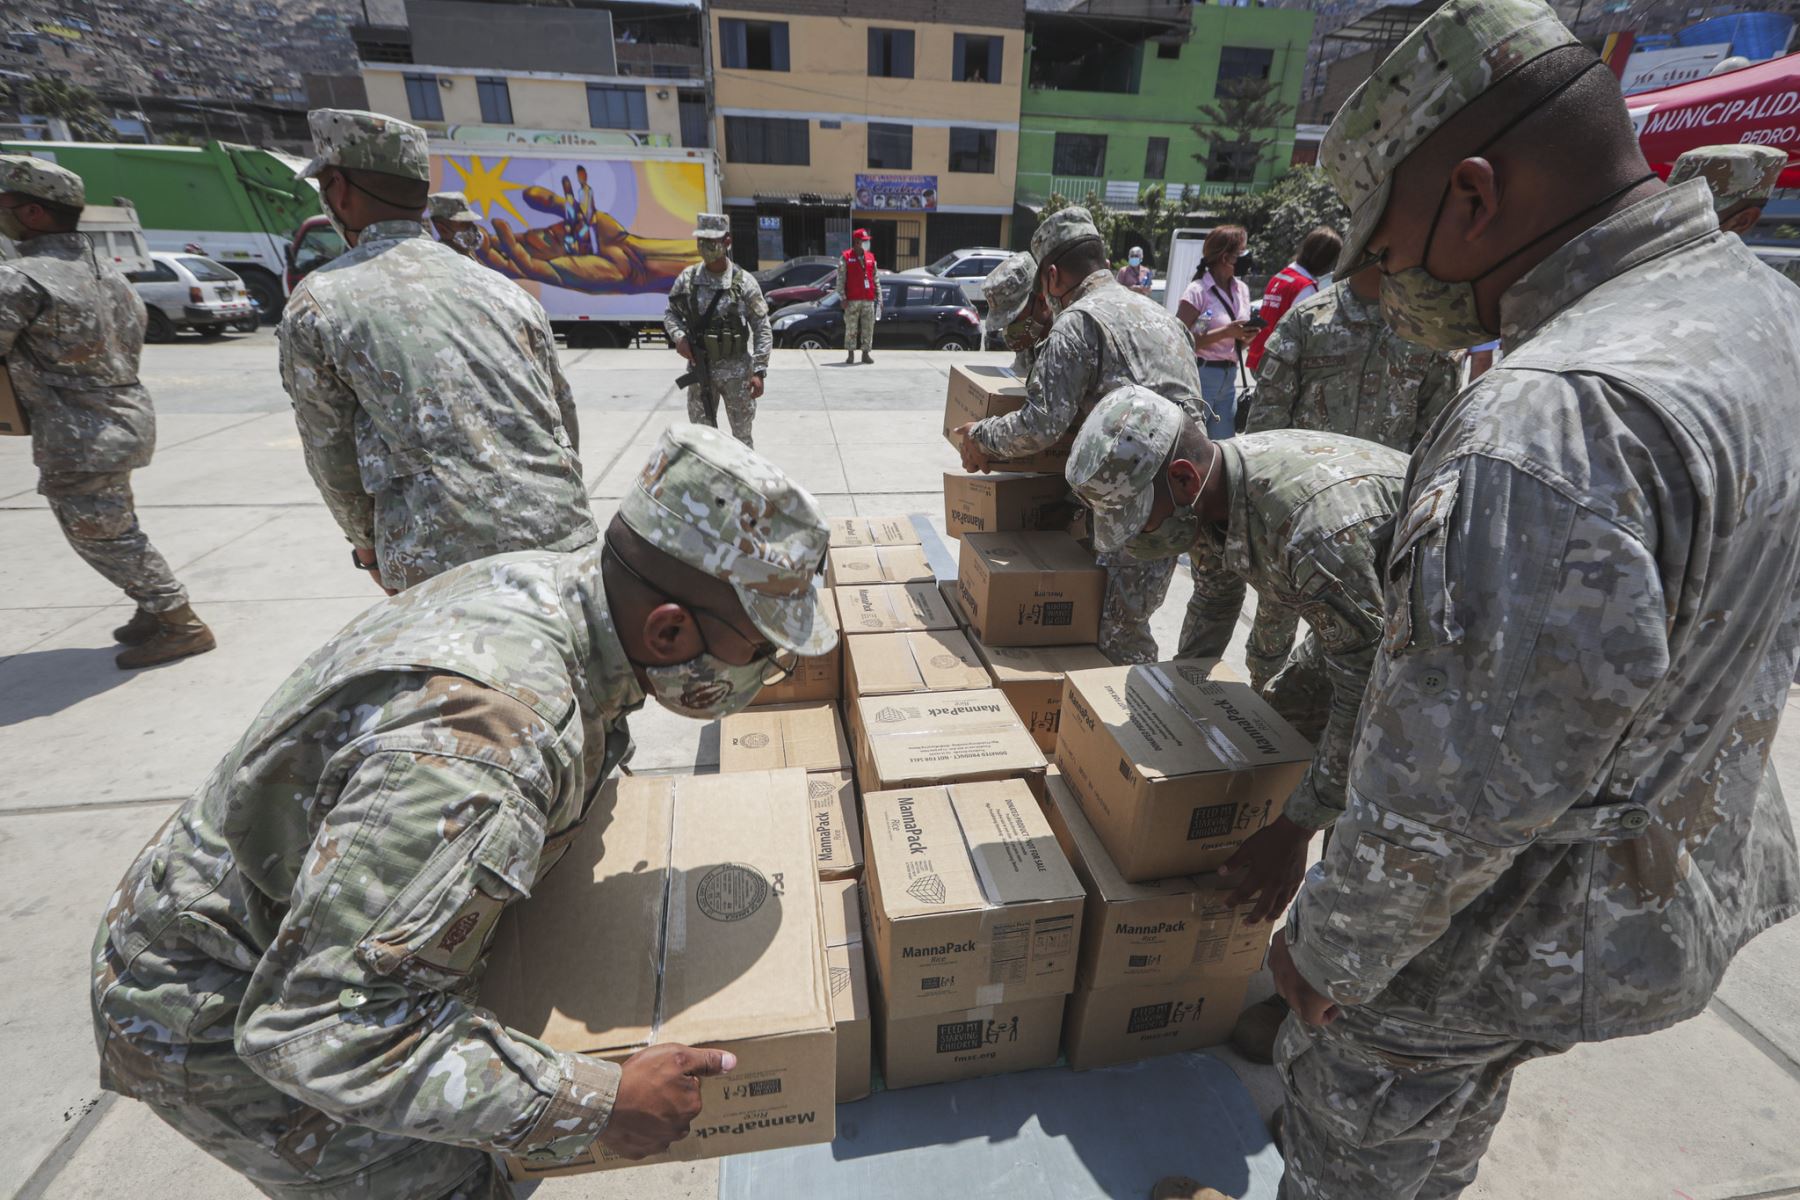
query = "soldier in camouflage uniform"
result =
(1668, 143, 1786, 238)
(0, 156, 216, 669)
(90, 424, 837, 1198)
(427, 191, 484, 258)
(981, 251, 1046, 377)
(953, 208, 1205, 664)
(1181, 3, 1800, 1198)
(280, 110, 594, 594)
(1069, 388, 1403, 926)
(663, 213, 771, 448)
(1183, 268, 1460, 687)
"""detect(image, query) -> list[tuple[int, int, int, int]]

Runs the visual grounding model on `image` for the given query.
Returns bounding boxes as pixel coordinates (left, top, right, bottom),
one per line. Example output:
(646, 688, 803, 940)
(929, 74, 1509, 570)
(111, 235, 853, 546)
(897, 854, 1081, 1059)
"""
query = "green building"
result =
(1016, 1, 1313, 220)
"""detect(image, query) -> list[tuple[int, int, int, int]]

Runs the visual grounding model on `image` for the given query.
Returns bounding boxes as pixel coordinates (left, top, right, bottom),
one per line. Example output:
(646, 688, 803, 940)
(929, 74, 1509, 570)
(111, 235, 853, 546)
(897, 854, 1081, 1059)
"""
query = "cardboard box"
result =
(942, 364, 1071, 474)
(942, 472, 1071, 541)
(877, 991, 1065, 1089)
(939, 579, 969, 628)
(720, 703, 852, 775)
(829, 515, 920, 548)
(834, 582, 959, 635)
(844, 628, 990, 701)
(820, 879, 871, 1103)
(751, 589, 841, 707)
(1062, 973, 1250, 1071)
(956, 532, 1105, 648)
(861, 779, 1082, 1018)
(851, 687, 1046, 793)
(826, 543, 935, 587)
(1056, 663, 1313, 882)
(968, 637, 1115, 754)
(0, 361, 27, 436)
(1041, 768, 1267, 987)
(807, 769, 863, 881)
(483, 770, 835, 1177)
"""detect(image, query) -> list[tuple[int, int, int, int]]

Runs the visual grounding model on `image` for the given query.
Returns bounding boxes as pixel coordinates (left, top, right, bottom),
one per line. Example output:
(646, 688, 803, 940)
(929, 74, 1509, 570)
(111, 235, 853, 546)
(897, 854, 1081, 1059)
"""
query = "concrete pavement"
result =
(3, 331, 1799, 1199)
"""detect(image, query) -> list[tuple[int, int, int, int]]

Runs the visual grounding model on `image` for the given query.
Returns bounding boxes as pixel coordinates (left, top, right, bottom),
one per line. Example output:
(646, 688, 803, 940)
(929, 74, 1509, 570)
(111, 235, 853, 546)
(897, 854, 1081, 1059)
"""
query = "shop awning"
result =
(1630, 53, 1800, 188)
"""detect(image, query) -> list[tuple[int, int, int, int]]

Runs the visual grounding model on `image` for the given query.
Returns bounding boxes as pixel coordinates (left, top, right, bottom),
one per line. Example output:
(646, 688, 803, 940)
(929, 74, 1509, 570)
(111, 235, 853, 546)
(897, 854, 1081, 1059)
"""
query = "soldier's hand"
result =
(1219, 816, 1312, 924)
(1271, 929, 1340, 1026)
(601, 1043, 736, 1160)
(675, 338, 694, 362)
(953, 422, 992, 473)
(352, 548, 398, 597)
(750, 374, 765, 399)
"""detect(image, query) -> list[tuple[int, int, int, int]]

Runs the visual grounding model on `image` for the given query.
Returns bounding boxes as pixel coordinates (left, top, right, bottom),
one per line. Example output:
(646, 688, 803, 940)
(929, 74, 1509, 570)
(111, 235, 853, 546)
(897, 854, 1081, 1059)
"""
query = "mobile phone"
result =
(1245, 315, 1267, 330)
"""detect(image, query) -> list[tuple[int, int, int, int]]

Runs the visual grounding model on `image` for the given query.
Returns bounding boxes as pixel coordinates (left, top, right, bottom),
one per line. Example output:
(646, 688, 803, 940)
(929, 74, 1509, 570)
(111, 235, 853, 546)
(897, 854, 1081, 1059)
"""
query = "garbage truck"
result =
(0, 139, 321, 320)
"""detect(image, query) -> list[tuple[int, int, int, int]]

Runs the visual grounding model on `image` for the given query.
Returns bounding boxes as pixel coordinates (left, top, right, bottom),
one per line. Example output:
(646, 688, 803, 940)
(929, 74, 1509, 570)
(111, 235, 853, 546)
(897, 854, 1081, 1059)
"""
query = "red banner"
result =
(1630, 53, 1800, 188)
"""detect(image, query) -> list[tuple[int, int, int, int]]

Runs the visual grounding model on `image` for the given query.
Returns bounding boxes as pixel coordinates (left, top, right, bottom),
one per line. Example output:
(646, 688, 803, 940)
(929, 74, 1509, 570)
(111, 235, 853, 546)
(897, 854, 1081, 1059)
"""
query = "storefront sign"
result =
(442, 125, 672, 149)
(855, 174, 939, 212)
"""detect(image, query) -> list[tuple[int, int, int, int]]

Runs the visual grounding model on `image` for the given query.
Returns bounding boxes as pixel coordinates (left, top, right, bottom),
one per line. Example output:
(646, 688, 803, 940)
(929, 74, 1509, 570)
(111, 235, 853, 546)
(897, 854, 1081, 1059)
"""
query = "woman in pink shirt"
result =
(1176, 224, 1253, 439)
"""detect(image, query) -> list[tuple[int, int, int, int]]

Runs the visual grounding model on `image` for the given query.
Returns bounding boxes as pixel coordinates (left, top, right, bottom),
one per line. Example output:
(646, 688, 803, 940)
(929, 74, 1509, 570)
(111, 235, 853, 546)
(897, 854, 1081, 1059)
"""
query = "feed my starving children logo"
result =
(696, 863, 773, 922)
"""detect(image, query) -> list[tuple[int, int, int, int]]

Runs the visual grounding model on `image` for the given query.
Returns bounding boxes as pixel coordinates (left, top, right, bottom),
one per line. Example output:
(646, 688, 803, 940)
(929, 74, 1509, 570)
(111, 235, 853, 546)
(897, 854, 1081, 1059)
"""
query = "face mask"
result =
(452, 228, 482, 252)
(699, 241, 728, 265)
(1003, 312, 1046, 350)
(0, 207, 26, 241)
(1124, 445, 1220, 561)
(857, 240, 870, 252)
(1128, 255, 1143, 267)
(643, 651, 773, 719)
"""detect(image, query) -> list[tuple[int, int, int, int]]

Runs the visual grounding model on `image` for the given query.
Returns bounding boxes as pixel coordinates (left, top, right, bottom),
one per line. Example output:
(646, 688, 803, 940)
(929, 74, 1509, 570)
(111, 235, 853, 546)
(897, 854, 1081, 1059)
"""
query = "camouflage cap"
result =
(1031, 206, 1103, 269)
(982, 251, 1038, 332)
(1066, 384, 1185, 554)
(1668, 144, 1786, 214)
(0, 155, 84, 208)
(1321, 0, 1581, 273)
(427, 191, 478, 223)
(298, 108, 431, 183)
(692, 212, 729, 241)
(621, 424, 836, 657)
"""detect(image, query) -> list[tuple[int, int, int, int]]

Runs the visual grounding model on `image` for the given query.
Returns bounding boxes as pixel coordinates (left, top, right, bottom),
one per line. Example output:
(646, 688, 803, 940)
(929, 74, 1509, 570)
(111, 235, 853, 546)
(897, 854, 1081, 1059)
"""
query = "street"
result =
(2, 332, 1799, 1199)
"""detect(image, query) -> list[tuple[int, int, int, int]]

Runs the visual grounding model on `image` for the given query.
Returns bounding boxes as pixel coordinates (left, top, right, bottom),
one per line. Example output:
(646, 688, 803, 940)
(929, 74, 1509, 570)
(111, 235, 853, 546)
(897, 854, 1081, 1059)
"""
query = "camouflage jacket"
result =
(1285, 181, 1800, 1040)
(92, 545, 644, 1159)
(0, 233, 155, 473)
(1248, 279, 1460, 452)
(278, 220, 595, 590)
(1186, 431, 1405, 829)
(970, 270, 1204, 458)
(663, 262, 772, 373)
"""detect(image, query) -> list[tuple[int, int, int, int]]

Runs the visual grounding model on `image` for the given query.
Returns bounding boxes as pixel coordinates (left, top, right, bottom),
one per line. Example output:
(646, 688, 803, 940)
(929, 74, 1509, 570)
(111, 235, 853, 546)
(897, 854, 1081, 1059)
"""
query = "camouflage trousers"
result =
(40, 468, 187, 613)
(844, 300, 877, 352)
(1276, 1004, 1571, 1200)
(1096, 551, 1175, 664)
(137, 1092, 529, 1200)
(686, 359, 756, 448)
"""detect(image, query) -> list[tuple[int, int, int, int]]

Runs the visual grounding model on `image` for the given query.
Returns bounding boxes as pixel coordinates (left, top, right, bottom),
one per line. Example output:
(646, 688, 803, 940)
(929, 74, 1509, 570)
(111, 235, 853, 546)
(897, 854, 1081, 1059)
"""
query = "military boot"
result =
(861, 351, 874, 364)
(115, 605, 217, 670)
(1228, 994, 1290, 1065)
(845, 350, 856, 364)
(112, 607, 161, 645)
(1150, 1179, 1236, 1200)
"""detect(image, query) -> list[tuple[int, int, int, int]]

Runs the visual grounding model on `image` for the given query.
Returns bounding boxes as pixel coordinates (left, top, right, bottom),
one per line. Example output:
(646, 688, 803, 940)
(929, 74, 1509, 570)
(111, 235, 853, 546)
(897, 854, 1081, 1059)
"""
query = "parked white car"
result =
(129, 251, 256, 342)
(902, 247, 1012, 305)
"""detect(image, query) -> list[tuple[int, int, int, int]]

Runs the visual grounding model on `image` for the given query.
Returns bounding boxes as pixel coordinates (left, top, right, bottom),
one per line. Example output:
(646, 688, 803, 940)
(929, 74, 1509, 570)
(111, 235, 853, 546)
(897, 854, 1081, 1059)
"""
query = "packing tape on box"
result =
(1138, 665, 1247, 768)
(649, 781, 685, 1041)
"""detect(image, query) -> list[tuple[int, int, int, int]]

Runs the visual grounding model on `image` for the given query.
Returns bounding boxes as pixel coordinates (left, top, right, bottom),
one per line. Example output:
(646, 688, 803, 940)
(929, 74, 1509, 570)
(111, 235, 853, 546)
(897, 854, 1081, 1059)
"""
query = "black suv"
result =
(770, 278, 981, 351)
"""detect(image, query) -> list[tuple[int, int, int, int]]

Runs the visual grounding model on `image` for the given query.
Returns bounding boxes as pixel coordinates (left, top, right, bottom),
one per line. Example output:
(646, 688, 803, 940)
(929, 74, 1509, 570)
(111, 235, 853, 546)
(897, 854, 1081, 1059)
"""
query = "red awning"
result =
(1629, 52, 1800, 188)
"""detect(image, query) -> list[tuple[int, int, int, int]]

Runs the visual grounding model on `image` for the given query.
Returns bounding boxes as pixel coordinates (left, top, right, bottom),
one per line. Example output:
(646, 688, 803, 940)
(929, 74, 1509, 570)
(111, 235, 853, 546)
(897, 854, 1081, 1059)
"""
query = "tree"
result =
(20, 79, 117, 143)
(1193, 77, 1292, 193)
(1210, 166, 1349, 276)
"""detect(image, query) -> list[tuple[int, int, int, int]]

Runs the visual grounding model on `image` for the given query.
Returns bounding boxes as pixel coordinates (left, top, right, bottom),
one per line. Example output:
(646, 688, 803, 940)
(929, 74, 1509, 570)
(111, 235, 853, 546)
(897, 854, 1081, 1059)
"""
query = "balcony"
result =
(1018, 175, 1263, 210)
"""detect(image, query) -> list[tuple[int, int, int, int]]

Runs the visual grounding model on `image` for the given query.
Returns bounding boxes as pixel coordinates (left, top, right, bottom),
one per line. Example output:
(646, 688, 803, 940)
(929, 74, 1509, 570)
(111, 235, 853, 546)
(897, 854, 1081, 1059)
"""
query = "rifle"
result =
(674, 286, 729, 424)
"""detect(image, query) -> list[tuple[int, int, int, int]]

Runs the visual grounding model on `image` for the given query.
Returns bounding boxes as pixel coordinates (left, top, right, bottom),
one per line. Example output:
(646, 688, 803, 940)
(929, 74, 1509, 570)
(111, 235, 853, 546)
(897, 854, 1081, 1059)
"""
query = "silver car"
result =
(129, 252, 256, 342)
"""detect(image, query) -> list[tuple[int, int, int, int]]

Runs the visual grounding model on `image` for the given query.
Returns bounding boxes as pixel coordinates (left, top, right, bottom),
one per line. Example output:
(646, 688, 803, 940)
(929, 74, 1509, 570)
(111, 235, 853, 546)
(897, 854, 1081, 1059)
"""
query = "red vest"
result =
(842, 248, 878, 301)
(1247, 264, 1316, 371)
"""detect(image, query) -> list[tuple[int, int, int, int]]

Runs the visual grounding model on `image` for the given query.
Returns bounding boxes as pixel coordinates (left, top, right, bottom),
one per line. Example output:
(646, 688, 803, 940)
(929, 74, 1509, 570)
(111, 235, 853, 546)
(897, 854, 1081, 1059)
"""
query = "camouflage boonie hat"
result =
(982, 251, 1038, 332)
(1321, 0, 1581, 273)
(1067, 385, 1185, 553)
(693, 212, 729, 241)
(1668, 144, 1786, 214)
(298, 108, 430, 183)
(1032, 206, 1104, 269)
(0, 155, 84, 208)
(427, 191, 478, 222)
(621, 424, 836, 656)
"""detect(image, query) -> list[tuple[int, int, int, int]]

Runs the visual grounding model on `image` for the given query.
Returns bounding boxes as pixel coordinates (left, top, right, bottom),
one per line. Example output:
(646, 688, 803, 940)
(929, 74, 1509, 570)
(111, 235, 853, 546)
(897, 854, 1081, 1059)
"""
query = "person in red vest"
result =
(835, 228, 882, 364)
(1245, 226, 1341, 372)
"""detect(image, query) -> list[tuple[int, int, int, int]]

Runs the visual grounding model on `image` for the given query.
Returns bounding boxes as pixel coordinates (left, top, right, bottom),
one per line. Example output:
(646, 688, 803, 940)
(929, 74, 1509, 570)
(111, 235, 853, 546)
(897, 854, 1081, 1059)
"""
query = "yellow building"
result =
(711, 0, 1025, 269)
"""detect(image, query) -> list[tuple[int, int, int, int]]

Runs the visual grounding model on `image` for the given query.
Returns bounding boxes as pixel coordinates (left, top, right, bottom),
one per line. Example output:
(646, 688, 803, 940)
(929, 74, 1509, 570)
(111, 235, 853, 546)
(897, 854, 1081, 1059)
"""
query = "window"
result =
(867, 122, 912, 170)
(1144, 136, 1168, 180)
(719, 18, 790, 71)
(1052, 132, 1106, 177)
(1157, 41, 1180, 60)
(127, 259, 178, 284)
(1207, 141, 1259, 183)
(177, 256, 237, 282)
(476, 77, 512, 124)
(1216, 46, 1273, 92)
(725, 115, 809, 165)
(868, 28, 914, 79)
(403, 73, 442, 121)
(678, 92, 710, 147)
(945, 256, 999, 278)
(948, 127, 996, 174)
(953, 33, 1003, 83)
(587, 84, 647, 130)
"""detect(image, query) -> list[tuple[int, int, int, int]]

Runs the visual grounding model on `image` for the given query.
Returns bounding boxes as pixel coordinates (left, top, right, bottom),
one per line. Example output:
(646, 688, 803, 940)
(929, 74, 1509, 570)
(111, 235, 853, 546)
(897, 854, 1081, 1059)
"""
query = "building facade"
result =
(710, 0, 1026, 270)
(1016, 1, 1312, 217)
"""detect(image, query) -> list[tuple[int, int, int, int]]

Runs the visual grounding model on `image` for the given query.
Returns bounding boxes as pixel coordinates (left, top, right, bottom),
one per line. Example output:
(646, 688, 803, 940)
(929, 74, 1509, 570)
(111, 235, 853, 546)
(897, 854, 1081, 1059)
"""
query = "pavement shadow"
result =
(0, 645, 133, 726)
